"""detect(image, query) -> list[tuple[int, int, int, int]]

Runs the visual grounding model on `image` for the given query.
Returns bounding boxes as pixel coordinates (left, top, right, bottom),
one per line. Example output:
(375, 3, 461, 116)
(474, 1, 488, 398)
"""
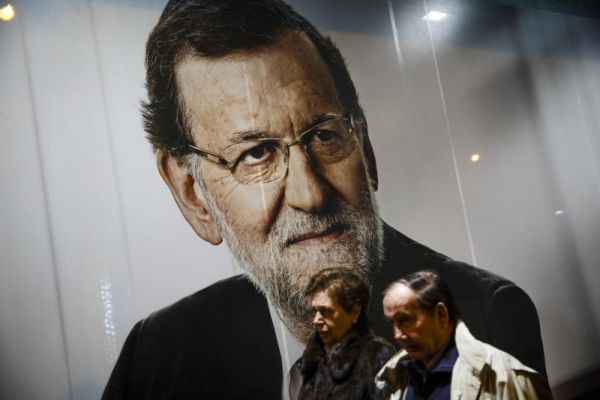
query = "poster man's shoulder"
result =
(102, 275, 282, 399)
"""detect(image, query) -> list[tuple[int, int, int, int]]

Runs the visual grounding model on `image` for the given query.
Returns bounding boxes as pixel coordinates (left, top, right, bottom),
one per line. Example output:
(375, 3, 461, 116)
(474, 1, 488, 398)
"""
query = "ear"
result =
(435, 302, 449, 325)
(156, 150, 222, 245)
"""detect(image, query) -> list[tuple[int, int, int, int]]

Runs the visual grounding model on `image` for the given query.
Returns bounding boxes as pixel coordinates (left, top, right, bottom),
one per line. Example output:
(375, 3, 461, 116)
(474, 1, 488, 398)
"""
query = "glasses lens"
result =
(228, 140, 286, 184)
(222, 117, 355, 185)
(302, 118, 356, 164)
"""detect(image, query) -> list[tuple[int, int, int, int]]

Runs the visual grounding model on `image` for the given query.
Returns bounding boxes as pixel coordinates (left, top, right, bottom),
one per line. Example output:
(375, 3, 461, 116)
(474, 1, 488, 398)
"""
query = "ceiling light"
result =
(555, 210, 564, 216)
(423, 10, 447, 22)
(470, 154, 480, 162)
(0, 4, 15, 21)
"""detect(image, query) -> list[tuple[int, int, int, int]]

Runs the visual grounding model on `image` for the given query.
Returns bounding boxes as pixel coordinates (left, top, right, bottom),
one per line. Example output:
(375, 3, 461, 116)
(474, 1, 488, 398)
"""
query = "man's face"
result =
(383, 284, 450, 365)
(175, 31, 382, 339)
(311, 290, 358, 348)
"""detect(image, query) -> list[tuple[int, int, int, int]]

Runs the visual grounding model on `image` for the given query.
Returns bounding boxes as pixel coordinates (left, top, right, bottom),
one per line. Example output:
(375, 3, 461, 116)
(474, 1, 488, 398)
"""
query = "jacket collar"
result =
(453, 320, 487, 373)
(301, 328, 371, 382)
(375, 321, 483, 394)
(385, 321, 488, 374)
(400, 337, 458, 375)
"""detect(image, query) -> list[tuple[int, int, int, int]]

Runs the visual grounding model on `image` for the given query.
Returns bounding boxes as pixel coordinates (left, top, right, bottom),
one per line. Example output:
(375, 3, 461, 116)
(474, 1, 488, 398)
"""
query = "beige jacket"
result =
(375, 322, 552, 400)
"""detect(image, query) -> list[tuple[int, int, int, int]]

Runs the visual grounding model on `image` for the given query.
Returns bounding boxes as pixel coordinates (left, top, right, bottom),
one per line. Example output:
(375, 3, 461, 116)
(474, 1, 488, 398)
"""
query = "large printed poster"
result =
(0, 1, 599, 399)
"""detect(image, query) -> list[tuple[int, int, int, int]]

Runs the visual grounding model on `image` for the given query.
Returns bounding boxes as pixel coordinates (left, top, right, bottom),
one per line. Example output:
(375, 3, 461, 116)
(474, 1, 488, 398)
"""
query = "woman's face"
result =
(311, 290, 360, 349)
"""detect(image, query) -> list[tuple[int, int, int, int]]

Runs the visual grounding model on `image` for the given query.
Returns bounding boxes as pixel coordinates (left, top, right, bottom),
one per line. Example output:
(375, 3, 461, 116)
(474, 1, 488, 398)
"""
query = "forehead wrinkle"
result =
(174, 63, 201, 142)
(179, 58, 265, 146)
(282, 80, 339, 128)
(177, 35, 342, 151)
(176, 59, 226, 148)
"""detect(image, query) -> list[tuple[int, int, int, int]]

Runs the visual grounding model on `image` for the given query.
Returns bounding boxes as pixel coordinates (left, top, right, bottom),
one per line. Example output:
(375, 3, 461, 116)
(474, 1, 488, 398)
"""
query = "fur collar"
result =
(301, 328, 372, 382)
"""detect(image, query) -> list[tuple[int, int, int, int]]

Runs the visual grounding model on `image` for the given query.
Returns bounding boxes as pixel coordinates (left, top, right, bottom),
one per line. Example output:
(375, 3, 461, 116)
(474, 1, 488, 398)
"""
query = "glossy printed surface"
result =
(1, 1, 599, 399)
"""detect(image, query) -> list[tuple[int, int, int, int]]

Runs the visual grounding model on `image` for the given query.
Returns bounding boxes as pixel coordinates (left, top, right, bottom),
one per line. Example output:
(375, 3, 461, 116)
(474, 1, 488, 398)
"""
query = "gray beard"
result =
(193, 168, 383, 342)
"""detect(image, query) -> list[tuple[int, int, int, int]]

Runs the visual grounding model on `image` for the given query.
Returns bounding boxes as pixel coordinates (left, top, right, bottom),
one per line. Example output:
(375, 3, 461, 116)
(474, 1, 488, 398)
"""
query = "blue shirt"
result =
(400, 339, 458, 400)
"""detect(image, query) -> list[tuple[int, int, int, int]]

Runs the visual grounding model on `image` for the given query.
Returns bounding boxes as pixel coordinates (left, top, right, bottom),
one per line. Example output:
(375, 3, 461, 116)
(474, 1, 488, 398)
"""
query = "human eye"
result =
(302, 119, 355, 165)
(395, 315, 413, 326)
(236, 141, 278, 166)
(304, 128, 343, 145)
(320, 307, 333, 317)
(303, 128, 345, 158)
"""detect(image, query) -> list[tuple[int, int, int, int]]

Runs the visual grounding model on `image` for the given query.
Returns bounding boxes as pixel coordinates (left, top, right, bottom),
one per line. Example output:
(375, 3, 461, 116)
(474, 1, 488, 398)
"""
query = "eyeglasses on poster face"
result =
(188, 114, 357, 185)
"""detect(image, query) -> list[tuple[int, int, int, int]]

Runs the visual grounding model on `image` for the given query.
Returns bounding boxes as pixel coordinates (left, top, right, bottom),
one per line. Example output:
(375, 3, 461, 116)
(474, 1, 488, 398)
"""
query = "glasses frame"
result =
(187, 114, 356, 184)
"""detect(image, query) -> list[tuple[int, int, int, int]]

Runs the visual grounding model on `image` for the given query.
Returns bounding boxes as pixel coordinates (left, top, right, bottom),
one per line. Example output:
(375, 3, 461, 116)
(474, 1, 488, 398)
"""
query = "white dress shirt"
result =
(267, 298, 305, 400)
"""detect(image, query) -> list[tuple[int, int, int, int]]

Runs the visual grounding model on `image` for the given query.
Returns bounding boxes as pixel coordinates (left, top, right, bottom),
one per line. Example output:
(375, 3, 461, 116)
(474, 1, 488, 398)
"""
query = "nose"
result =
(313, 311, 323, 326)
(393, 325, 407, 342)
(284, 145, 330, 213)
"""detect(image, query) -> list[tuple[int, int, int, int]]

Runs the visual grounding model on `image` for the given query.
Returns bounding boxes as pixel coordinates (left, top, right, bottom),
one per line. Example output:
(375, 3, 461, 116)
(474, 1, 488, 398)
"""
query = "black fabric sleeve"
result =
(486, 284, 547, 377)
(101, 320, 143, 400)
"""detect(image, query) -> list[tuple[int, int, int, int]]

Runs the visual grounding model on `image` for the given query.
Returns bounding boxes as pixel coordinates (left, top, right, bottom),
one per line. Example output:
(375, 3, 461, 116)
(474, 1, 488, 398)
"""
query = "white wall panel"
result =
(529, 52, 600, 379)
(17, 1, 135, 398)
(569, 19, 600, 332)
(0, 12, 71, 400)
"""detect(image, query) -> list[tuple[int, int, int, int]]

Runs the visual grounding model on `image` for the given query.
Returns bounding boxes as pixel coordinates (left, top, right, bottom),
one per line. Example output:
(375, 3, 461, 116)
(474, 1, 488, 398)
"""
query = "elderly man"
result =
(376, 271, 552, 399)
(102, 1, 546, 399)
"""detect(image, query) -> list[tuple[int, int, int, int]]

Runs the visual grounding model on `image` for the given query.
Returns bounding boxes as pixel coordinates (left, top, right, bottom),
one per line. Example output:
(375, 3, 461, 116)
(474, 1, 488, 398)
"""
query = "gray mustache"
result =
(269, 203, 356, 249)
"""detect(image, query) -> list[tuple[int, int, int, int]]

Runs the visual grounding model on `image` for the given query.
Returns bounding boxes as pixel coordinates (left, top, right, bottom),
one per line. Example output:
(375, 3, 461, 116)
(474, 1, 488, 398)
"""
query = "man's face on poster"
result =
(161, 30, 383, 338)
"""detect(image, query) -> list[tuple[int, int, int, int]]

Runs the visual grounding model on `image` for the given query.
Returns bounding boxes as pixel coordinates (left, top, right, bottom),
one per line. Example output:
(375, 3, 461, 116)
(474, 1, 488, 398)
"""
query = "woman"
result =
(298, 267, 396, 400)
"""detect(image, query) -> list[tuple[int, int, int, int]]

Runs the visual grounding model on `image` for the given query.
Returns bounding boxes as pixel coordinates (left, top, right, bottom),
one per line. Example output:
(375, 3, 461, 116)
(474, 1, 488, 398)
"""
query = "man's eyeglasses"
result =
(188, 115, 357, 185)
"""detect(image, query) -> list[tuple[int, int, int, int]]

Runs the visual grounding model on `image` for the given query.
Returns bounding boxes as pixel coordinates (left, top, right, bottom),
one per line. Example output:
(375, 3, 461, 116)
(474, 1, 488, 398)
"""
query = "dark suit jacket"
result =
(102, 223, 546, 399)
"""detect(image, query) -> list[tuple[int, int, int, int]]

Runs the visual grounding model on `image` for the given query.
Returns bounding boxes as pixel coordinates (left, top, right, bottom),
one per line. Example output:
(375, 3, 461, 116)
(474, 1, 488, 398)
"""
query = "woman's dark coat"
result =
(298, 328, 395, 400)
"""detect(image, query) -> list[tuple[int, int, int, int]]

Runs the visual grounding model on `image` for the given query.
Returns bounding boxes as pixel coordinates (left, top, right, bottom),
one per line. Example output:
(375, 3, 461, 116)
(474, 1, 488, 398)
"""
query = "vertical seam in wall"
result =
(386, 0, 423, 221)
(87, 0, 137, 296)
(387, 0, 416, 134)
(570, 63, 600, 198)
(423, 0, 478, 266)
(569, 51, 600, 346)
(17, 9, 75, 400)
(387, 0, 405, 71)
